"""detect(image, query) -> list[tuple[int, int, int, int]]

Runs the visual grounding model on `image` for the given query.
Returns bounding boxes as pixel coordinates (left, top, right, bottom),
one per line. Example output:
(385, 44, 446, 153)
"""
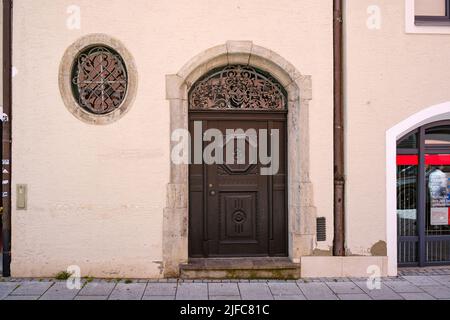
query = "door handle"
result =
(210, 190, 216, 196)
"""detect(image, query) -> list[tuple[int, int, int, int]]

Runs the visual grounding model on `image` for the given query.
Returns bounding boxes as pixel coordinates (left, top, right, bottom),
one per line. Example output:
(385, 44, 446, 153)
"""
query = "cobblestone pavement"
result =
(1, 268, 450, 300)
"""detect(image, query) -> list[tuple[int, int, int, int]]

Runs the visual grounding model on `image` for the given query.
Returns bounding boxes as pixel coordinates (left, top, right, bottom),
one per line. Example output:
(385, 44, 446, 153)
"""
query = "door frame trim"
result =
(163, 41, 314, 277)
(188, 111, 289, 258)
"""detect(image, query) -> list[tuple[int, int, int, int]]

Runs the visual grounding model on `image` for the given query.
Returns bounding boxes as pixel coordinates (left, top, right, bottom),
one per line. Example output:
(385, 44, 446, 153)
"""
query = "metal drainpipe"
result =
(333, 0, 346, 257)
(2, 0, 12, 277)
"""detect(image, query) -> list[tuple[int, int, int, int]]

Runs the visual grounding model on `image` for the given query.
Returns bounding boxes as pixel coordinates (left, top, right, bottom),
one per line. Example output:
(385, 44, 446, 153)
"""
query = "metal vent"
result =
(317, 217, 327, 242)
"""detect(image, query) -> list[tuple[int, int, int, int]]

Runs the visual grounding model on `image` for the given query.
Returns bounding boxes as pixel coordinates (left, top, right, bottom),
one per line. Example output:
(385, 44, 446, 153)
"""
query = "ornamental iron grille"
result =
(72, 45, 128, 115)
(189, 65, 287, 111)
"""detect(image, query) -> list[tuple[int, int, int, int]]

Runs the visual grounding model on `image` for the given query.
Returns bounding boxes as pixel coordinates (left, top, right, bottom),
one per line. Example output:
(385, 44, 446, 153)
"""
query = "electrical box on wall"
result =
(16, 184, 27, 210)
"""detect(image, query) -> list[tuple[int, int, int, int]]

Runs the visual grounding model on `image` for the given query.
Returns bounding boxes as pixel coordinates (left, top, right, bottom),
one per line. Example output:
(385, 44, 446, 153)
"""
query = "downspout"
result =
(333, 0, 345, 256)
(2, 0, 12, 277)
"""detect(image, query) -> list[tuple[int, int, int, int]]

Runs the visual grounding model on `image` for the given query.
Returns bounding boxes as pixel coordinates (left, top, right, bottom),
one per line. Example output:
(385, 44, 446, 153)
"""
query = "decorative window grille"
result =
(189, 65, 287, 111)
(72, 46, 128, 115)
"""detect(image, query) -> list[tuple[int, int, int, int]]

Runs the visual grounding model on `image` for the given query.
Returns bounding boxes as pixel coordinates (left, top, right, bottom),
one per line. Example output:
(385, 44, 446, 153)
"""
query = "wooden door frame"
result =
(163, 41, 315, 277)
(188, 110, 289, 258)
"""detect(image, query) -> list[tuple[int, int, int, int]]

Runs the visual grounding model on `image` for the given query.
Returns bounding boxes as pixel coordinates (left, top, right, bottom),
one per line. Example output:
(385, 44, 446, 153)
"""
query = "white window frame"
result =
(406, 0, 450, 34)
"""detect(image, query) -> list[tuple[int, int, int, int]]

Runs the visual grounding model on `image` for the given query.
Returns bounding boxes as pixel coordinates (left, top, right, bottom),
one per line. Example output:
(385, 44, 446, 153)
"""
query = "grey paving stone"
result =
(109, 283, 146, 300)
(4, 295, 40, 300)
(176, 283, 208, 300)
(421, 286, 450, 299)
(137, 279, 149, 283)
(383, 281, 424, 293)
(75, 296, 108, 300)
(209, 296, 241, 300)
(144, 283, 177, 296)
(402, 276, 440, 286)
(326, 282, 364, 294)
(430, 275, 450, 287)
(268, 283, 302, 296)
(0, 283, 19, 300)
(239, 283, 274, 300)
(78, 282, 116, 296)
(400, 293, 436, 300)
(354, 282, 403, 300)
(274, 295, 306, 300)
(297, 283, 338, 300)
(142, 295, 175, 300)
(338, 294, 372, 300)
(10, 281, 53, 296)
(40, 282, 80, 300)
(208, 283, 240, 297)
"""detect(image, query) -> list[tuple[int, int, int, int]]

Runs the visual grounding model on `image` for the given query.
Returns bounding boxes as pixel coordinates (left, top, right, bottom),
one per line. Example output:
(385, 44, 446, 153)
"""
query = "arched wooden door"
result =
(188, 65, 288, 258)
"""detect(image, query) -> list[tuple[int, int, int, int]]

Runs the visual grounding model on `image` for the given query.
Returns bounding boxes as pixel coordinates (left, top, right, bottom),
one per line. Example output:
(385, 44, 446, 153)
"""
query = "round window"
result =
(71, 46, 128, 115)
(59, 34, 137, 125)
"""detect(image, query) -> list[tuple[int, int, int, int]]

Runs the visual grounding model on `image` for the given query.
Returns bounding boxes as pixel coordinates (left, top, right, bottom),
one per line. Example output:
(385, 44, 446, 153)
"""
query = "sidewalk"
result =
(1, 267, 450, 300)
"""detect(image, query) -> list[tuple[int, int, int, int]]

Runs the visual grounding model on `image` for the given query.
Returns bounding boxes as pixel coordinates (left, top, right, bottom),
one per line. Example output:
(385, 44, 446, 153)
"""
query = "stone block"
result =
(297, 283, 338, 300)
(109, 283, 146, 300)
(40, 282, 80, 300)
(208, 283, 239, 297)
(238, 283, 273, 300)
(166, 74, 186, 100)
(78, 282, 116, 296)
(176, 283, 208, 300)
(144, 283, 177, 296)
(10, 281, 53, 296)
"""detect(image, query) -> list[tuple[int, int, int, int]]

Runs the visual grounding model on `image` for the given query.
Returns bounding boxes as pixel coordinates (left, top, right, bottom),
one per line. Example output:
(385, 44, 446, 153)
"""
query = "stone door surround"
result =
(164, 41, 315, 277)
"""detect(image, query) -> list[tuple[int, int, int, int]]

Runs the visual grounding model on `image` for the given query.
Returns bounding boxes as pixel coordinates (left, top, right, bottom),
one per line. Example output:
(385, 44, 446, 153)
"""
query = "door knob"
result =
(210, 190, 216, 196)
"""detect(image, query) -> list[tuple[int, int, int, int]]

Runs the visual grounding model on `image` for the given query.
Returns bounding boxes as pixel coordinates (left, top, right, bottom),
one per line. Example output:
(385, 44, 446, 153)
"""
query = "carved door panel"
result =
(188, 65, 288, 258)
(189, 114, 288, 258)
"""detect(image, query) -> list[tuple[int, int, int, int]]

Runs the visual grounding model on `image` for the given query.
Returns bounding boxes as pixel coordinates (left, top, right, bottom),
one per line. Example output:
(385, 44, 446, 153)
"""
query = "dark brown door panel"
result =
(189, 114, 288, 258)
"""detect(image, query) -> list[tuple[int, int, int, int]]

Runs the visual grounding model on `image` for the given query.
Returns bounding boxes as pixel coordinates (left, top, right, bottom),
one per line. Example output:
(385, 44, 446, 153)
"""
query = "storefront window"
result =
(397, 121, 450, 267)
(426, 158, 450, 262)
(398, 132, 418, 149)
(397, 162, 419, 264)
(425, 126, 450, 146)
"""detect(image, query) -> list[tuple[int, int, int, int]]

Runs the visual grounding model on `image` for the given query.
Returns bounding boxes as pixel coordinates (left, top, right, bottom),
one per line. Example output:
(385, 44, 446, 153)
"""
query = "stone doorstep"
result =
(183, 258, 299, 270)
(179, 258, 301, 280)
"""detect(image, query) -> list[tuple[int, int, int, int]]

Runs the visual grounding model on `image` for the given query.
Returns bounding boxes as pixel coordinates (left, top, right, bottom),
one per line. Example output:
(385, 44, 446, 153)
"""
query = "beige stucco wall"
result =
(345, 0, 450, 257)
(415, 0, 446, 16)
(11, 0, 333, 278)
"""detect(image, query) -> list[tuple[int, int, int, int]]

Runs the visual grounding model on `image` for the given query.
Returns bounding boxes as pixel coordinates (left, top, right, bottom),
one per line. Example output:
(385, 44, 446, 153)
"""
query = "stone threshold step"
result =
(181, 258, 299, 270)
(180, 258, 301, 280)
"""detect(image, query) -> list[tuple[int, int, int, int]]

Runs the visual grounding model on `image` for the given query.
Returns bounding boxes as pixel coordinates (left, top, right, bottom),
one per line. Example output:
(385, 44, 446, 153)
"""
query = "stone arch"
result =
(164, 41, 314, 277)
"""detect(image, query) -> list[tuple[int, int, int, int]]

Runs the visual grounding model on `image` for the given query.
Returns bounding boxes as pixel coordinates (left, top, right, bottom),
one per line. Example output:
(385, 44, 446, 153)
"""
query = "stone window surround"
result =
(59, 33, 138, 125)
(163, 41, 316, 277)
